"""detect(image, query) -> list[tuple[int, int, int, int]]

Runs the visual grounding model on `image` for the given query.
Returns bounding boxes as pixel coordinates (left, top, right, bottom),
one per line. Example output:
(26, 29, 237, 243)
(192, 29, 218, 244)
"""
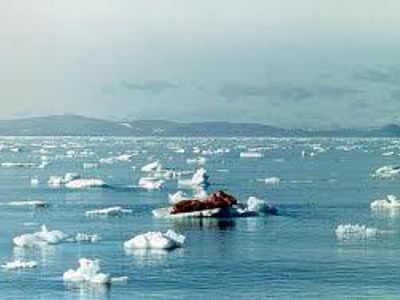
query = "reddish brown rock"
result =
(171, 190, 238, 214)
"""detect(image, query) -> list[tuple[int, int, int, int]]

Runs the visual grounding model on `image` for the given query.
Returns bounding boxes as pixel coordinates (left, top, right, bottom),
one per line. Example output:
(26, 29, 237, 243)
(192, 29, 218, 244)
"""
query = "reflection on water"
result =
(168, 218, 236, 231)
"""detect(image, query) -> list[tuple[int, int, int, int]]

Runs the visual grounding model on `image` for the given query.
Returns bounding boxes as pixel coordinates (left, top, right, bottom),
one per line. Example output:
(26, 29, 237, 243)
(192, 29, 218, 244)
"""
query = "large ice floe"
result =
(335, 224, 379, 240)
(124, 230, 185, 250)
(63, 258, 127, 285)
(48, 173, 107, 189)
(178, 168, 209, 188)
(370, 195, 400, 210)
(85, 206, 132, 217)
(372, 165, 400, 179)
(13, 225, 100, 247)
(153, 191, 277, 219)
(1, 260, 37, 270)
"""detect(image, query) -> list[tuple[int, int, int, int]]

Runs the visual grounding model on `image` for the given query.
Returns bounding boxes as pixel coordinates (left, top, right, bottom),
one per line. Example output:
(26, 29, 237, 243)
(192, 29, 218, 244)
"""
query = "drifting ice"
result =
(124, 230, 185, 250)
(178, 168, 209, 188)
(1, 260, 37, 270)
(86, 206, 132, 217)
(370, 195, 400, 210)
(335, 224, 378, 240)
(63, 258, 110, 285)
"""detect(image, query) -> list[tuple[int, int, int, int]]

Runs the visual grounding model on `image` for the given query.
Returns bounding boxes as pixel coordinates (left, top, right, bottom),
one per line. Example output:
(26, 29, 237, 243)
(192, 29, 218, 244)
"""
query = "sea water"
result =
(0, 137, 400, 299)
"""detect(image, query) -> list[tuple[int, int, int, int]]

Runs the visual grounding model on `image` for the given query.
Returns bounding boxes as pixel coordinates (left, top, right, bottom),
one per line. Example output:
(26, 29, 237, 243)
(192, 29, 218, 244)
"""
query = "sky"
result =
(1, 0, 400, 128)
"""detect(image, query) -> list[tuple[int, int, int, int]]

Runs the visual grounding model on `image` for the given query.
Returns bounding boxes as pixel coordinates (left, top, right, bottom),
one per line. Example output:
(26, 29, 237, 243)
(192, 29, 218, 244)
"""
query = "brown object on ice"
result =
(171, 190, 238, 214)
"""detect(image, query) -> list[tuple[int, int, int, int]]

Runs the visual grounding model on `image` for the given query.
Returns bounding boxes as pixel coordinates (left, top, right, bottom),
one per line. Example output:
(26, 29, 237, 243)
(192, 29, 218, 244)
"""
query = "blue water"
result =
(0, 137, 400, 299)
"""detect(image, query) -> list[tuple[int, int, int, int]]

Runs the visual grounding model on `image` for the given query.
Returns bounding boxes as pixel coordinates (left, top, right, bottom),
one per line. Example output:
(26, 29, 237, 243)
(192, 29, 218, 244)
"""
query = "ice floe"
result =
(4, 200, 48, 208)
(264, 177, 280, 185)
(141, 161, 162, 173)
(1, 260, 37, 270)
(65, 179, 107, 189)
(335, 224, 378, 240)
(240, 152, 263, 158)
(372, 165, 400, 179)
(178, 168, 209, 188)
(124, 230, 185, 250)
(370, 195, 400, 210)
(85, 206, 132, 217)
(63, 258, 111, 285)
(138, 177, 165, 190)
(13, 225, 100, 247)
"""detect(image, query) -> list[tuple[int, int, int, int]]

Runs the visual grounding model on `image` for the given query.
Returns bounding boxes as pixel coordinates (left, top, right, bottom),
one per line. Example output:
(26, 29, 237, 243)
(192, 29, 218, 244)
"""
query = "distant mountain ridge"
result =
(0, 115, 399, 137)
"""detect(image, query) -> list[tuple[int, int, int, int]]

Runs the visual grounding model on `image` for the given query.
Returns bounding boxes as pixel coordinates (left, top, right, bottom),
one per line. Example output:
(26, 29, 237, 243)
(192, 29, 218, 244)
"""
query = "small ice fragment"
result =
(124, 230, 185, 250)
(1, 260, 37, 270)
(63, 258, 110, 285)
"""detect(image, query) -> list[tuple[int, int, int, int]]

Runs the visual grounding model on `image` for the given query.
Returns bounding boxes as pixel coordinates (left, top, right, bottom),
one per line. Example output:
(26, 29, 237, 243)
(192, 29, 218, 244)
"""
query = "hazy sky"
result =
(1, 0, 400, 128)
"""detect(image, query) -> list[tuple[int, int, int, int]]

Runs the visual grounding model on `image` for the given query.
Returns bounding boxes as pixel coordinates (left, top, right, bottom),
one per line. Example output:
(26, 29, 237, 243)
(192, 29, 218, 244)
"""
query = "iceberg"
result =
(124, 230, 185, 250)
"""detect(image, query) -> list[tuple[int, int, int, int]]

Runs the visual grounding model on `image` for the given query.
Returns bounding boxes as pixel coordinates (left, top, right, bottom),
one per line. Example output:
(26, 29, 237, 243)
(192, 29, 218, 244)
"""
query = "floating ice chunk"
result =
(1, 162, 38, 168)
(1, 260, 37, 270)
(186, 157, 207, 165)
(5, 200, 48, 208)
(247, 196, 275, 213)
(30, 177, 39, 187)
(141, 161, 162, 173)
(371, 195, 400, 210)
(240, 152, 263, 158)
(335, 224, 378, 240)
(48, 176, 64, 187)
(13, 225, 70, 247)
(264, 177, 280, 185)
(178, 168, 209, 187)
(83, 163, 99, 169)
(373, 165, 400, 179)
(111, 276, 129, 283)
(65, 179, 107, 189)
(193, 188, 208, 200)
(63, 258, 110, 285)
(124, 230, 185, 250)
(75, 233, 101, 243)
(64, 172, 80, 182)
(115, 154, 135, 162)
(85, 206, 132, 217)
(138, 177, 164, 190)
(382, 151, 395, 157)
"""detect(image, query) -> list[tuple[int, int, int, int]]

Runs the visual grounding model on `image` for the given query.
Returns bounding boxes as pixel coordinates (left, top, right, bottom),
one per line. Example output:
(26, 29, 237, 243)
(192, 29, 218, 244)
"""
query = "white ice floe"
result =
(85, 206, 132, 217)
(382, 151, 395, 157)
(335, 224, 378, 240)
(13, 225, 70, 247)
(75, 233, 101, 243)
(246, 196, 274, 213)
(63, 258, 110, 285)
(48, 172, 80, 187)
(370, 195, 400, 210)
(13, 225, 100, 247)
(5, 200, 48, 208)
(30, 177, 39, 187)
(240, 152, 263, 158)
(178, 168, 209, 188)
(264, 177, 280, 185)
(139, 177, 165, 190)
(65, 179, 107, 189)
(186, 157, 207, 165)
(1, 162, 39, 168)
(83, 163, 99, 169)
(1, 260, 37, 270)
(141, 161, 162, 173)
(372, 165, 400, 179)
(124, 230, 185, 250)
